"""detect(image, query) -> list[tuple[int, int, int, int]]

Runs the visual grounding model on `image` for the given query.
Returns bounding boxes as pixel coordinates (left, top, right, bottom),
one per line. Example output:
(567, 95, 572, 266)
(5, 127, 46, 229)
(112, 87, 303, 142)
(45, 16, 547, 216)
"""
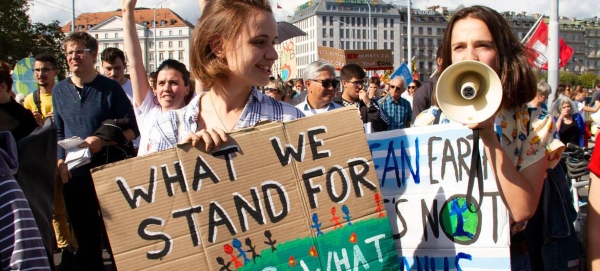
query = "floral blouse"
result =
(499, 105, 565, 233)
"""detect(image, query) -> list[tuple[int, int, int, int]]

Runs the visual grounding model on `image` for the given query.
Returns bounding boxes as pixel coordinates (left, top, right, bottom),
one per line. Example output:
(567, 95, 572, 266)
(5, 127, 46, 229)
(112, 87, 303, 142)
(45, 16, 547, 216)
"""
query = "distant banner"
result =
(279, 40, 297, 82)
(390, 63, 413, 86)
(317, 46, 393, 71)
(345, 49, 393, 71)
(367, 124, 511, 271)
(12, 58, 38, 95)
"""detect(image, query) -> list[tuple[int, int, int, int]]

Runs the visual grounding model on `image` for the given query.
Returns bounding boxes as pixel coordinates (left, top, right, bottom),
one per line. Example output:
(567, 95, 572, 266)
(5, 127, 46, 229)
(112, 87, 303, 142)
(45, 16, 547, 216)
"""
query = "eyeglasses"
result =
(65, 48, 91, 57)
(348, 80, 365, 87)
(407, 86, 416, 89)
(389, 84, 404, 89)
(311, 79, 339, 88)
(32, 68, 56, 73)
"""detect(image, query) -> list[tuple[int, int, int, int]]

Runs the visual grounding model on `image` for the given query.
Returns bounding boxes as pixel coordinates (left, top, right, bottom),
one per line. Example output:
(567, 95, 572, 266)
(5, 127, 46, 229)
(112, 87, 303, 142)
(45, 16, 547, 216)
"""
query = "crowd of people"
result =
(0, 0, 599, 270)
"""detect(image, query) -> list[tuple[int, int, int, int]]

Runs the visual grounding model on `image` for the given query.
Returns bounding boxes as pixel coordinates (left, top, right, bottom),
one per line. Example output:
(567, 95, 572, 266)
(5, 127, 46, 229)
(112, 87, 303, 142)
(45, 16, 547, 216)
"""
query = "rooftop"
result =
(61, 8, 194, 32)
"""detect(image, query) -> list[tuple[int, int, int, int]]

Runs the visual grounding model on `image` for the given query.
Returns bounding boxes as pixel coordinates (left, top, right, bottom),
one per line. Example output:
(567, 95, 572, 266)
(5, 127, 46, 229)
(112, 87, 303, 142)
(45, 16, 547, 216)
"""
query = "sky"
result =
(28, 0, 600, 27)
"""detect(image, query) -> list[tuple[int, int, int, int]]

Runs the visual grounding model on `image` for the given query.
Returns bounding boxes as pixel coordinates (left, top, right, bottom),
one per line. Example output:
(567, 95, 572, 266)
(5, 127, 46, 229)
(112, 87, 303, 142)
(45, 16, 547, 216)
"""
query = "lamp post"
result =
(361, 0, 372, 50)
(153, 0, 167, 71)
(335, 20, 355, 49)
(407, 0, 412, 74)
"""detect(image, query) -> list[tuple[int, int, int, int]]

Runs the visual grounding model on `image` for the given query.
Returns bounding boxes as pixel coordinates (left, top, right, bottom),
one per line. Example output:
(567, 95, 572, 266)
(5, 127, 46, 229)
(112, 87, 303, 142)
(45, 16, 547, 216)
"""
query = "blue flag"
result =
(390, 63, 413, 86)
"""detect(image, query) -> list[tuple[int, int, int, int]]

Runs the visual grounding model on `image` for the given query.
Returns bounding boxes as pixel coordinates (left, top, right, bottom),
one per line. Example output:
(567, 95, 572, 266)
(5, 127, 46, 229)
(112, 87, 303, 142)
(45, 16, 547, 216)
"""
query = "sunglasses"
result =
(407, 86, 417, 89)
(311, 79, 340, 88)
(389, 84, 403, 89)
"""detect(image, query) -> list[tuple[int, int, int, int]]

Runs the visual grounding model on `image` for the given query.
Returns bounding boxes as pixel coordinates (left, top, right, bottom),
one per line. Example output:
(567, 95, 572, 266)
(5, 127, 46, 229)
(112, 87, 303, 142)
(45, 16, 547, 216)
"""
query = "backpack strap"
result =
(32, 90, 42, 114)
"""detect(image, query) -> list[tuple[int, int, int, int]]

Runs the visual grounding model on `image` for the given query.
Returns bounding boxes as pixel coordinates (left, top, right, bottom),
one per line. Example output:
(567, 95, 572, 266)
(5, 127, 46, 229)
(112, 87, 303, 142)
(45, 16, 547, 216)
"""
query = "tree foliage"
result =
(559, 71, 580, 86)
(579, 72, 600, 89)
(0, 0, 66, 78)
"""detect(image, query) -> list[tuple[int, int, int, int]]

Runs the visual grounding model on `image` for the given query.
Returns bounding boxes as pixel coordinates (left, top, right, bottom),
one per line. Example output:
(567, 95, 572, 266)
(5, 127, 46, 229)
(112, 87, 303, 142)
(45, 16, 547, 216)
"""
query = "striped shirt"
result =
(148, 87, 305, 152)
(0, 178, 51, 270)
(379, 96, 412, 130)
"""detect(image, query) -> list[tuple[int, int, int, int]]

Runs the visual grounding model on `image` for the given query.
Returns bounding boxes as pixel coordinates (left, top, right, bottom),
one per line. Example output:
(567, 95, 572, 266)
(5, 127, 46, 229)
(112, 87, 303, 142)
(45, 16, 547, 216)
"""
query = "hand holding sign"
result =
(181, 128, 228, 152)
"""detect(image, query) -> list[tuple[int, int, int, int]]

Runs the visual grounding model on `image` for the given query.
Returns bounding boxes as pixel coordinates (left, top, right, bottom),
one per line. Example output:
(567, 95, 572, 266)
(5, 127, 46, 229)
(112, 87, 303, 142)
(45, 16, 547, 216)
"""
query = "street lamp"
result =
(395, 1, 412, 73)
(153, 0, 167, 71)
(361, 0, 372, 50)
(335, 20, 355, 49)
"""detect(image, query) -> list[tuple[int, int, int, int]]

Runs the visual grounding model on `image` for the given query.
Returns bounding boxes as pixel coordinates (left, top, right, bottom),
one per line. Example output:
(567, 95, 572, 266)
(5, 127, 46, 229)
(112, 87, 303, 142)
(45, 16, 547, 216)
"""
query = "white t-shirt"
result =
(135, 89, 163, 156)
(121, 79, 141, 149)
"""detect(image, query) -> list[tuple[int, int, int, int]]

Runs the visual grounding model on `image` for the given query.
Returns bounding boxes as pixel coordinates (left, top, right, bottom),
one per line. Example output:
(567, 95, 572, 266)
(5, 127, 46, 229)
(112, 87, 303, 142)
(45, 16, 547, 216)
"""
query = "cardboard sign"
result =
(317, 46, 394, 71)
(279, 40, 297, 82)
(367, 124, 511, 271)
(317, 46, 346, 70)
(92, 108, 400, 270)
(344, 49, 394, 71)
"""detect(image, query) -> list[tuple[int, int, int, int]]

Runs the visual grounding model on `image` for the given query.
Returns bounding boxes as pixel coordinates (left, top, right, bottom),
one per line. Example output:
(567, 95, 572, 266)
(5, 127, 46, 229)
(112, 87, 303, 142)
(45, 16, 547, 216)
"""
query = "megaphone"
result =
(436, 60, 502, 124)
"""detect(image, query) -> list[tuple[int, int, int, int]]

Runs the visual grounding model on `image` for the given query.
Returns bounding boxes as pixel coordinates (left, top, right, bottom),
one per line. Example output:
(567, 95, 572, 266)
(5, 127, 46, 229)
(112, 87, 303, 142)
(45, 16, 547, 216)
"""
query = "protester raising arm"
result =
(122, 0, 149, 108)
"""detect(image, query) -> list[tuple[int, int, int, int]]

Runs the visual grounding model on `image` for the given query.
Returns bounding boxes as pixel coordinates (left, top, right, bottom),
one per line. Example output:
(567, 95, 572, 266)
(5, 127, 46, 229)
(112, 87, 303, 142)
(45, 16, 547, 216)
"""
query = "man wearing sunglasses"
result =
(296, 61, 342, 116)
(380, 76, 412, 129)
(333, 63, 388, 133)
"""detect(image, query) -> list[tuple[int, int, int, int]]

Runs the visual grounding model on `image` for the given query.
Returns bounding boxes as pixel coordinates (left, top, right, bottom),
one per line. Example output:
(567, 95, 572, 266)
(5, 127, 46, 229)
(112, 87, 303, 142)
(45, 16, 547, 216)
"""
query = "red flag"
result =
(277, 2, 282, 9)
(373, 72, 380, 78)
(525, 21, 573, 70)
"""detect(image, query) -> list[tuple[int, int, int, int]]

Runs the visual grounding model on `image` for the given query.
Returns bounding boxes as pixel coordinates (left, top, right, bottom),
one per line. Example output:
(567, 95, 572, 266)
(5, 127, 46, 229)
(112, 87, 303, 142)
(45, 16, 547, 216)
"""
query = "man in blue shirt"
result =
(379, 76, 412, 129)
(296, 61, 341, 116)
(54, 32, 138, 271)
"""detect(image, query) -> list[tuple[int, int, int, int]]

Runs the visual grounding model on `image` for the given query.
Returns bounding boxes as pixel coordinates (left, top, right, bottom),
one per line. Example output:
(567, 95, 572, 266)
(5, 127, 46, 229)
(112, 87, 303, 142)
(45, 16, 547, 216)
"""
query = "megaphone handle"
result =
(466, 129, 484, 213)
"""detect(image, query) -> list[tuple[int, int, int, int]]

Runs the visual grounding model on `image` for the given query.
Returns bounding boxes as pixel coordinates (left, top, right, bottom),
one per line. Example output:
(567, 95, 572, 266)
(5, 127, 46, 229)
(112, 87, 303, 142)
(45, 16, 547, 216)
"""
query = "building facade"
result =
(274, 0, 448, 82)
(583, 18, 600, 76)
(61, 8, 194, 74)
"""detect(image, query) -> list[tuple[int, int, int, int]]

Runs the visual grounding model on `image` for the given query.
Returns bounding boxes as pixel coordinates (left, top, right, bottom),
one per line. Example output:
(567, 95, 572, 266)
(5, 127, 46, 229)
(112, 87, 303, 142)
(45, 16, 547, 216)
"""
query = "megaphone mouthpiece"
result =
(459, 73, 481, 100)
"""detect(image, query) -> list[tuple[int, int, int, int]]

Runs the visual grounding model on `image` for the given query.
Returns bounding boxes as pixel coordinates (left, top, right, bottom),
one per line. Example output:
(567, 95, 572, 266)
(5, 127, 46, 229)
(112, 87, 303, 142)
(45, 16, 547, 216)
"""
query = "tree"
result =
(579, 72, 600, 89)
(0, 0, 35, 65)
(559, 71, 580, 86)
(31, 21, 68, 80)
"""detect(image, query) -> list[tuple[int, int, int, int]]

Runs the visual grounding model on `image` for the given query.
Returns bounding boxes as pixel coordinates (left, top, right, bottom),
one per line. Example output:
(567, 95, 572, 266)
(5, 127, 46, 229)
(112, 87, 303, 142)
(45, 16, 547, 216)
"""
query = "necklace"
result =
(209, 92, 232, 133)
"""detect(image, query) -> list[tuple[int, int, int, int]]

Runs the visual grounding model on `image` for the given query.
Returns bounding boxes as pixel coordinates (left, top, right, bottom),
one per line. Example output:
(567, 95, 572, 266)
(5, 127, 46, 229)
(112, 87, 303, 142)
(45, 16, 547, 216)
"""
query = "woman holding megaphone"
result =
(436, 6, 565, 270)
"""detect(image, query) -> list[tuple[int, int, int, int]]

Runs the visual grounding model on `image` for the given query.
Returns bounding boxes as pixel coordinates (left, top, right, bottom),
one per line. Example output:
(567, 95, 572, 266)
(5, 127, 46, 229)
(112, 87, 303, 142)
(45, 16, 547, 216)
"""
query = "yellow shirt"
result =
(23, 92, 53, 117)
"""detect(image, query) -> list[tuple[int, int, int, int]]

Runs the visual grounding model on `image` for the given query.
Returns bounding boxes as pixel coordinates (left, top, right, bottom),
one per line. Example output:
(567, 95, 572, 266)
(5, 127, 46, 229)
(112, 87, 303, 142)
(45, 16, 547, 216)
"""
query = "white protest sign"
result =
(367, 124, 511, 271)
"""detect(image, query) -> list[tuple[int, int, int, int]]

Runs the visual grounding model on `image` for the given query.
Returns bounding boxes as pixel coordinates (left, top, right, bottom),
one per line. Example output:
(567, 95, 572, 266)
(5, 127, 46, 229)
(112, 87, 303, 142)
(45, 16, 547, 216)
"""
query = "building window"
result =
(390, 19, 394, 28)
(169, 30, 172, 36)
(384, 42, 388, 49)
(363, 42, 367, 49)
(329, 41, 334, 47)
(330, 16, 333, 26)
(340, 29, 344, 38)
(322, 28, 326, 38)
(427, 27, 432, 35)
(346, 41, 350, 49)
(384, 30, 387, 39)
(384, 18, 387, 28)
(159, 53, 164, 61)
(322, 16, 326, 25)
(363, 30, 367, 39)
(168, 41, 173, 48)
(159, 42, 163, 48)
(168, 51, 173, 59)
(150, 64, 154, 71)
(391, 42, 394, 49)
(179, 30, 182, 35)
(178, 41, 183, 47)
(373, 42, 377, 49)
(352, 17, 355, 26)
(391, 30, 394, 39)
(363, 18, 367, 26)
(373, 30, 377, 39)
(418, 27, 423, 35)
(159, 31, 163, 36)
(104, 33, 108, 39)
(330, 28, 334, 38)
(373, 18, 378, 27)
(322, 40, 327, 46)
(178, 51, 184, 61)
(149, 42, 154, 48)
(357, 43, 361, 49)
(149, 54, 154, 61)
(357, 30, 361, 39)
(94, 34, 98, 39)
(346, 29, 349, 39)
(345, 17, 349, 25)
